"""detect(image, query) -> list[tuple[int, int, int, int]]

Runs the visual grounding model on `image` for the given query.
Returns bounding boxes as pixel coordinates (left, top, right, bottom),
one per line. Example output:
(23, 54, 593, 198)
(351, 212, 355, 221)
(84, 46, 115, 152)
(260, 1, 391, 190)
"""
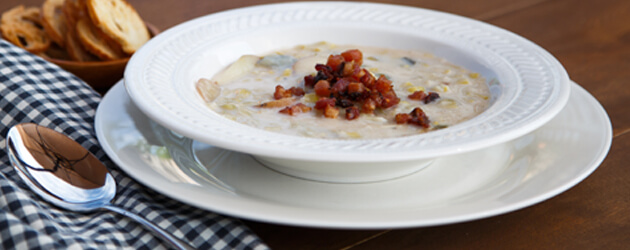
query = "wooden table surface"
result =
(2, 0, 628, 249)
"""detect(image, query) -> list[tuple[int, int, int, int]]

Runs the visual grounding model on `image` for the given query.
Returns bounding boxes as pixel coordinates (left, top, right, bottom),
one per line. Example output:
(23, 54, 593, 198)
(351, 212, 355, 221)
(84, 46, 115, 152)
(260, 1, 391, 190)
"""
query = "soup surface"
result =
(196, 42, 490, 139)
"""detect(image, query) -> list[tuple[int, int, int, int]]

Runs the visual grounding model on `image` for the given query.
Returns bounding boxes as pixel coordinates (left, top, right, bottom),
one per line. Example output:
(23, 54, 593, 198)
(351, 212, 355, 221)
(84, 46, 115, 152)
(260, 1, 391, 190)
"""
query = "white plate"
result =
(95, 80, 611, 229)
(124, 2, 571, 169)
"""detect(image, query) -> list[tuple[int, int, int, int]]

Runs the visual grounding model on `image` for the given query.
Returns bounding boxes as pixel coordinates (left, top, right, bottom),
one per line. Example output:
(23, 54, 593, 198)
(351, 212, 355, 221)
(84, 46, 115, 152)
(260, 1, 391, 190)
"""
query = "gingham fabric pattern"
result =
(0, 40, 268, 249)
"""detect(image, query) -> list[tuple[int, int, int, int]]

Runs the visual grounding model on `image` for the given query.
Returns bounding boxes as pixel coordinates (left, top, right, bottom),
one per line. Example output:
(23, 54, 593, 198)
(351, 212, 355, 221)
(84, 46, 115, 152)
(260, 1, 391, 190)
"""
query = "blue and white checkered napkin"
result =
(0, 39, 268, 249)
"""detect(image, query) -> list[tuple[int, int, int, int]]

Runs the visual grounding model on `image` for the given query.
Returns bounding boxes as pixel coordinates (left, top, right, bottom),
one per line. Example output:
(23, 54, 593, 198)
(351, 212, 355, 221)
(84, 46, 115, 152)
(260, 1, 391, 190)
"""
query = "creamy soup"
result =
(196, 42, 490, 139)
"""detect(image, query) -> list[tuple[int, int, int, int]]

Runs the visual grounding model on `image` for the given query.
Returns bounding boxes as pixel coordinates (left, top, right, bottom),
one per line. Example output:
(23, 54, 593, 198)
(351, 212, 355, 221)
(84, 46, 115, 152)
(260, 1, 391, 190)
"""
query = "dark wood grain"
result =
(354, 132, 630, 249)
(2, 0, 627, 249)
(0, 0, 554, 30)
(483, 0, 630, 136)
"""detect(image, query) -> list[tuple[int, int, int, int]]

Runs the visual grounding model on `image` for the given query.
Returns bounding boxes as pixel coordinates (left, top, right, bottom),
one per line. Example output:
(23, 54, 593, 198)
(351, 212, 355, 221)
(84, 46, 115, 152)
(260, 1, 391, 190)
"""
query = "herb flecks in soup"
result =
(196, 42, 490, 139)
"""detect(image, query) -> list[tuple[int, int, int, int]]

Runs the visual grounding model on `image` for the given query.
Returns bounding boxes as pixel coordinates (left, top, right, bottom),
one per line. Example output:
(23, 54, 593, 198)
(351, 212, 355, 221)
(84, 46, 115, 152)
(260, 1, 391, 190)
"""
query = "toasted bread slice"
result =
(76, 17, 125, 60)
(86, 0, 149, 54)
(65, 26, 97, 62)
(0, 5, 51, 53)
(40, 0, 66, 47)
(62, 0, 89, 34)
(61, 0, 96, 61)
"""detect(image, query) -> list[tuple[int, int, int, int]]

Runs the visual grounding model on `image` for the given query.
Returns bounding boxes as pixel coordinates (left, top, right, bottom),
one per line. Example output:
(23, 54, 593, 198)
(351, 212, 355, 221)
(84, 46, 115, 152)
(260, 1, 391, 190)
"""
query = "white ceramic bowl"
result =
(124, 2, 571, 183)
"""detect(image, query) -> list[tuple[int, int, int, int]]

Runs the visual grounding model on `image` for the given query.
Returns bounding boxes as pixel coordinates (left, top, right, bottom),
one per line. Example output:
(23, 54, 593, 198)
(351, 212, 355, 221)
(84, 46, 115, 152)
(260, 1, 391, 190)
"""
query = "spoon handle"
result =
(103, 204, 194, 250)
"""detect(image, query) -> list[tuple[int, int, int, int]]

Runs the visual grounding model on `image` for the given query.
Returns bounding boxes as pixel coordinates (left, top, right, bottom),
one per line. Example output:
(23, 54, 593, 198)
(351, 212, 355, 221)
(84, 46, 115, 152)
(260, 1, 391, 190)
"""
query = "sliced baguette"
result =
(40, 0, 66, 47)
(76, 17, 124, 60)
(0, 5, 50, 53)
(86, 0, 149, 54)
(65, 26, 97, 62)
(62, 0, 96, 61)
(62, 0, 87, 34)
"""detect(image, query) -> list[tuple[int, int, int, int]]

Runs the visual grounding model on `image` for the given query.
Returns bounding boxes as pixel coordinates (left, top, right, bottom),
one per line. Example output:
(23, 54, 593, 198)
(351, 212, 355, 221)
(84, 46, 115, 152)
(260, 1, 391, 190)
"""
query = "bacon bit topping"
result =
(395, 107, 431, 128)
(302, 49, 400, 120)
(261, 49, 436, 127)
(257, 97, 295, 108)
(314, 97, 336, 109)
(361, 98, 377, 114)
(408, 90, 427, 101)
(314, 97, 339, 118)
(290, 86, 305, 97)
(279, 103, 312, 116)
(345, 106, 360, 120)
(336, 98, 354, 108)
(408, 90, 440, 104)
(327, 54, 345, 72)
(314, 80, 331, 97)
(323, 105, 339, 118)
(274, 85, 305, 100)
(341, 49, 363, 65)
(425, 92, 440, 103)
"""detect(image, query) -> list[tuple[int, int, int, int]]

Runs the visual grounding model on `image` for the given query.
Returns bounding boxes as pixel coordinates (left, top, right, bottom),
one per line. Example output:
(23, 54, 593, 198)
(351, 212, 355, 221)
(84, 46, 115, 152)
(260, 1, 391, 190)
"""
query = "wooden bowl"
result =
(44, 23, 160, 92)
(46, 55, 130, 91)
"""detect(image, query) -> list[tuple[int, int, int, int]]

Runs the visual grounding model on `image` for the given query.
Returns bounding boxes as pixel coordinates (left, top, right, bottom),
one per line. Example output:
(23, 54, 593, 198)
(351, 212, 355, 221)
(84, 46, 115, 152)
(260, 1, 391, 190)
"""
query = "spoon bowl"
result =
(6, 123, 193, 250)
(6, 123, 115, 211)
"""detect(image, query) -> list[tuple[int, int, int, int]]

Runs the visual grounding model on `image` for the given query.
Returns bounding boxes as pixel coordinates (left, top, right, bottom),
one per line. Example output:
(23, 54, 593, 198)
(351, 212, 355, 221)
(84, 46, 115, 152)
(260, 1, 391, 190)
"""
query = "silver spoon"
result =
(6, 123, 194, 250)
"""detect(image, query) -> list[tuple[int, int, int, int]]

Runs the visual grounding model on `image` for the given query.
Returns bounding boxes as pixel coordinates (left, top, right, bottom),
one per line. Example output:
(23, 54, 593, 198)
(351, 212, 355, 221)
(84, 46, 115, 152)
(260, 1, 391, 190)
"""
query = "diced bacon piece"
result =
(374, 75, 393, 93)
(256, 97, 295, 108)
(274, 85, 306, 99)
(341, 61, 360, 77)
(361, 98, 377, 114)
(304, 74, 316, 88)
(408, 90, 440, 104)
(424, 92, 440, 104)
(289, 87, 305, 97)
(380, 91, 400, 108)
(274, 85, 291, 100)
(409, 107, 431, 128)
(330, 78, 350, 96)
(395, 113, 411, 124)
(408, 90, 427, 101)
(323, 105, 339, 118)
(279, 103, 312, 116)
(314, 97, 336, 110)
(360, 69, 376, 89)
(314, 80, 331, 97)
(341, 49, 363, 65)
(326, 54, 345, 72)
(336, 98, 354, 108)
(347, 81, 366, 100)
(395, 107, 431, 128)
(345, 106, 360, 120)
